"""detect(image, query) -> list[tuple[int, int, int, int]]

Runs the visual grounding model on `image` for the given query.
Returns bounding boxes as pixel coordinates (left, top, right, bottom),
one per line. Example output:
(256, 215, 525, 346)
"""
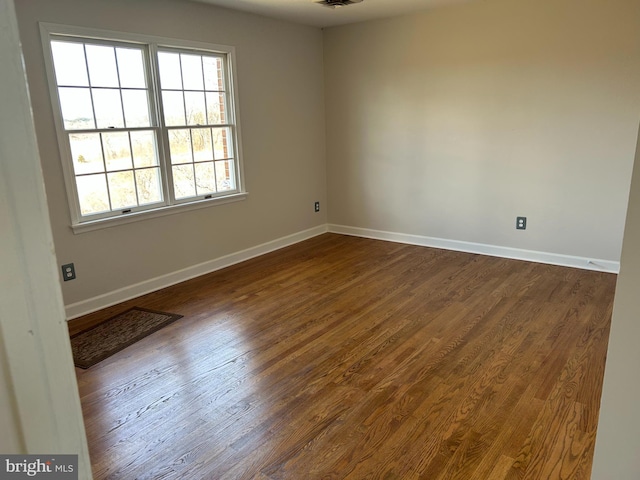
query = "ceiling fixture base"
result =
(316, 0, 364, 9)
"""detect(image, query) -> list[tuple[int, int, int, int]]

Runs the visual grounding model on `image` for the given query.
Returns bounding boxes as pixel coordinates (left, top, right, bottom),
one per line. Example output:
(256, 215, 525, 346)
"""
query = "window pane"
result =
(203, 56, 223, 91)
(158, 52, 182, 89)
(102, 132, 132, 171)
(206, 92, 226, 124)
(195, 162, 215, 195)
(192, 128, 213, 161)
(93, 88, 124, 128)
(162, 91, 186, 126)
(122, 90, 151, 127)
(172, 165, 196, 199)
(77, 174, 110, 215)
(181, 54, 204, 91)
(185, 92, 206, 126)
(108, 171, 137, 209)
(48, 35, 241, 222)
(136, 168, 162, 205)
(69, 133, 104, 175)
(169, 129, 192, 164)
(86, 45, 119, 88)
(212, 127, 232, 159)
(51, 41, 89, 86)
(215, 160, 234, 191)
(59, 87, 95, 129)
(116, 48, 146, 88)
(131, 130, 158, 168)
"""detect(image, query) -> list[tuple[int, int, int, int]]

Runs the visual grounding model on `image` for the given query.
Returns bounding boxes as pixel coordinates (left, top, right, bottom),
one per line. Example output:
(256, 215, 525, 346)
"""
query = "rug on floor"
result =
(70, 307, 183, 369)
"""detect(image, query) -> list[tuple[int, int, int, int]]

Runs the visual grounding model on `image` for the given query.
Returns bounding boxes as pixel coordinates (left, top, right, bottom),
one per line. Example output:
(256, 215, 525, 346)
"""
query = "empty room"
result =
(2, 0, 640, 478)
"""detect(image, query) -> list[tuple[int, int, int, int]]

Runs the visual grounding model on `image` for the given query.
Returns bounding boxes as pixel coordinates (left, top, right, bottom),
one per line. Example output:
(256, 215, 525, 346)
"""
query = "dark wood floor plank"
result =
(69, 233, 616, 479)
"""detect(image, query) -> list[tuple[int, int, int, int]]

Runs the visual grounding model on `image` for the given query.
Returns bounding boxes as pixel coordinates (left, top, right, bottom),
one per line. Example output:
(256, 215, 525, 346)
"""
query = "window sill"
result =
(71, 192, 249, 234)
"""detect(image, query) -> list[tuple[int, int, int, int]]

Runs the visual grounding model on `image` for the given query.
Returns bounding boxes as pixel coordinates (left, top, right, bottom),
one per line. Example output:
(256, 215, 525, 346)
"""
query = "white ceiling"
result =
(189, 0, 472, 28)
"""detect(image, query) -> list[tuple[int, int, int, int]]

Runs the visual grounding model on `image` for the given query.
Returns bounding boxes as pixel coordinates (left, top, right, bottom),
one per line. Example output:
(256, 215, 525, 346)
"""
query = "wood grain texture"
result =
(69, 233, 616, 479)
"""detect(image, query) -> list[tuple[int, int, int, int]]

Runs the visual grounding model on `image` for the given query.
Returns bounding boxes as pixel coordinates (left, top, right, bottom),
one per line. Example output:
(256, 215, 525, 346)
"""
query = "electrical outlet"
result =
(314, 201, 320, 213)
(516, 217, 527, 230)
(61, 263, 76, 281)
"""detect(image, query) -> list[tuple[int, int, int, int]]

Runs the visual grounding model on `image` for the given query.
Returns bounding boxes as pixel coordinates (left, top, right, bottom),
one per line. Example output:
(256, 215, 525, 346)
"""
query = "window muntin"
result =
(43, 27, 243, 226)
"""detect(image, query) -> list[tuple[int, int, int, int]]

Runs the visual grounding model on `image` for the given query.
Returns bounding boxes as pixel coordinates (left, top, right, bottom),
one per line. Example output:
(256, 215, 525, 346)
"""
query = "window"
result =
(40, 24, 245, 231)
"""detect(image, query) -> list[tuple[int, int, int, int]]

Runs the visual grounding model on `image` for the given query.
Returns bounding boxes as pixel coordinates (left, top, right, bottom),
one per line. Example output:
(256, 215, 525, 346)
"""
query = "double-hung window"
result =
(40, 24, 245, 232)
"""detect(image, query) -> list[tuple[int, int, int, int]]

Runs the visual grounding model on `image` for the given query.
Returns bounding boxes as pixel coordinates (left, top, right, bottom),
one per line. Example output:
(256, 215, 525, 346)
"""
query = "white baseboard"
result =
(65, 225, 328, 320)
(329, 224, 620, 274)
(66, 223, 619, 319)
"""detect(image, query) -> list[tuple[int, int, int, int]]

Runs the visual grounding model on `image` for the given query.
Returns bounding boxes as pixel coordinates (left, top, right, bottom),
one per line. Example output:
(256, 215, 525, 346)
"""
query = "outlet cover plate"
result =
(61, 263, 76, 281)
(516, 216, 527, 230)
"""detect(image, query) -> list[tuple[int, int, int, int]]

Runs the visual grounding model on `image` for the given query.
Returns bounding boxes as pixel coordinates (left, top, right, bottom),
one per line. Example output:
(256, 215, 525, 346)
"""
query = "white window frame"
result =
(39, 23, 247, 234)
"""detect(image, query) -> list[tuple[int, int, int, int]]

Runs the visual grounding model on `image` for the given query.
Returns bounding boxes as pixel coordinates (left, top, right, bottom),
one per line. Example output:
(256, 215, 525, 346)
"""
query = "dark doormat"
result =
(70, 307, 183, 369)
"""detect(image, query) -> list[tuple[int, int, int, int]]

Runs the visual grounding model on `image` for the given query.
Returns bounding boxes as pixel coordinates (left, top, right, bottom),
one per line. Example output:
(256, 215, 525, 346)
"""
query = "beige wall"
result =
(16, 0, 327, 306)
(324, 0, 640, 261)
(592, 123, 640, 479)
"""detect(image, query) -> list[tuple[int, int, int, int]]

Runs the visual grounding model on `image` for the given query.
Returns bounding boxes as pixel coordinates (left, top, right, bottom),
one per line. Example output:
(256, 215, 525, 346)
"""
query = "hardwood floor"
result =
(69, 233, 617, 479)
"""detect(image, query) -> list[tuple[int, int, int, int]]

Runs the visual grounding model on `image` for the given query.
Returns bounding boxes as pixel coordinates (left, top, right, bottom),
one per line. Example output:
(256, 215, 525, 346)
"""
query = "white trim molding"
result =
(71, 192, 249, 234)
(65, 224, 328, 319)
(0, 1, 91, 476)
(66, 222, 619, 319)
(329, 224, 620, 274)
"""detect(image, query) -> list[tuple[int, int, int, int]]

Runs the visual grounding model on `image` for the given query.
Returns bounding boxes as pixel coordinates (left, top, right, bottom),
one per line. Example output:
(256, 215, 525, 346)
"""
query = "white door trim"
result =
(0, 0, 92, 476)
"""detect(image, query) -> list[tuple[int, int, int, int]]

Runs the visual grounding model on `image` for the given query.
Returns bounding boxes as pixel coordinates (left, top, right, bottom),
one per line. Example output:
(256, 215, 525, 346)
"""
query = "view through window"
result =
(42, 26, 244, 227)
